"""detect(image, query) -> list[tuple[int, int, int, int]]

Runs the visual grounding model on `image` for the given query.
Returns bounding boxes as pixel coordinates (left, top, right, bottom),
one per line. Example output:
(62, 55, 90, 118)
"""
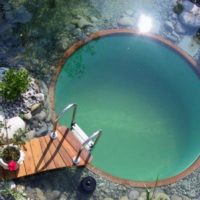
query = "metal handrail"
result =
(73, 129, 102, 165)
(50, 103, 77, 139)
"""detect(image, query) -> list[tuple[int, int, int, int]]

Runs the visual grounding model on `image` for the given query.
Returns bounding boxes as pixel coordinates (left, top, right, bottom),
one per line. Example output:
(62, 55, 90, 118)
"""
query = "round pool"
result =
(53, 30, 200, 184)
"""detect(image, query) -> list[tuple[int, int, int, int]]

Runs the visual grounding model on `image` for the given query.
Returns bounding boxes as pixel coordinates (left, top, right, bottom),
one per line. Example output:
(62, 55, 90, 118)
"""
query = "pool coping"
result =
(49, 29, 200, 187)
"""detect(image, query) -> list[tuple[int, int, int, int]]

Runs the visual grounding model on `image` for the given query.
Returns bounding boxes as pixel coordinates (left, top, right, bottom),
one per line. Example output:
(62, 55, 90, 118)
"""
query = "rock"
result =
(119, 196, 128, 200)
(103, 198, 113, 200)
(117, 16, 135, 27)
(0, 111, 5, 122)
(0, 117, 26, 139)
(59, 37, 69, 50)
(31, 103, 41, 112)
(125, 9, 134, 16)
(14, 6, 32, 24)
(128, 190, 140, 200)
(35, 188, 46, 200)
(23, 112, 32, 120)
(90, 16, 98, 23)
(174, 21, 187, 34)
(164, 21, 174, 32)
(171, 195, 182, 200)
(0, 67, 8, 81)
(34, 110, 47, 121)
(36, 123, 48, 136)
(154, 193, 170, 200)
(35, 93, 45, 102)
(138, 197, 145, 200)
(66, 23, 76, 31)
(26, 130, 36, 140)
(179, 11, 200, 27)
(182, 1, 196, 12)
(76, 17, 93, 28)
(7, 180, 16, 189)
(182, 196, 190, 200)
(31, 120, 39, 129)
(40, 81, 48, 95)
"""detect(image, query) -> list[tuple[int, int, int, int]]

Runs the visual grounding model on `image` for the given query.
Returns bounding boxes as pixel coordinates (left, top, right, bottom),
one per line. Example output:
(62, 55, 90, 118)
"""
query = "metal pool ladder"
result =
(51, 103, 102, 165)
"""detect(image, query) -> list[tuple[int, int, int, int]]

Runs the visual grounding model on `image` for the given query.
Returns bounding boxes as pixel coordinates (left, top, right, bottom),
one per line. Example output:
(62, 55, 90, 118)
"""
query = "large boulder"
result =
(179, 1, 200, 27)
(0, 117, 26, 139)
(179, 11, 200, 27)
(117, 16, 135, 27)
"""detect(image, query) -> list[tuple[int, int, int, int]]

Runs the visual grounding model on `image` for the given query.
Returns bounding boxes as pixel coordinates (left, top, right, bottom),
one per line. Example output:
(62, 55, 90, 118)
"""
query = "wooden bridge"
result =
(0, 126, 92, 180)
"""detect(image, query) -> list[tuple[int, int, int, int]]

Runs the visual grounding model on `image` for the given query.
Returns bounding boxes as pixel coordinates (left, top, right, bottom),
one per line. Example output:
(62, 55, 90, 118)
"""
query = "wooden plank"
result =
(52, 132, 73, 166)
(43, 135, 66, 168)
(56, 129, 85, 166)
(29, 138, 47, 172)
(39, 137, 56, 170)
(58, 127, 92, 162)
(16, 162, 26, 178)
(23, 142, 36, 176)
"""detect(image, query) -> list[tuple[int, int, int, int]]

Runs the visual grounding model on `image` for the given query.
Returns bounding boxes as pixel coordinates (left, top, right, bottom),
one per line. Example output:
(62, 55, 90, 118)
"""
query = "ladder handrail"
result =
(52, 103, 77, 133)
(73, 129, 102, 164)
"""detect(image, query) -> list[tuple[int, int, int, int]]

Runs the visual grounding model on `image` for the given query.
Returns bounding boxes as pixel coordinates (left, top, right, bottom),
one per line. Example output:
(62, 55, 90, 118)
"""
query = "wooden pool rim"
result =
(49, 29, 200, 187)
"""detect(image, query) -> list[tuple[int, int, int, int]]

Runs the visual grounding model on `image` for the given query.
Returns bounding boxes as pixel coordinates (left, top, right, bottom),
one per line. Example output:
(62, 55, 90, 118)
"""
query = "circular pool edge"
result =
(49, 29, 200, 187)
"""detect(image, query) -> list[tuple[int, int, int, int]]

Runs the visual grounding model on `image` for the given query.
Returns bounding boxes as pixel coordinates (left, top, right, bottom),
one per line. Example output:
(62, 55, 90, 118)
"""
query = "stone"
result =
(138, 197, 145, 200)
(26, 130, 36, 140)
(179, 11, 200, 28)
(34, 110, 47, 121)
(182, 1, 196, 12)
(36, 123, 48, 136)
(128, 190, 140, 200)
(154, 193, 170, 200)
(182, 196, 190, 200)
(35, 93, 45, 102)
(117, 16, 135, 27)
(35, 188, 46, 200)
(31, 103, 41, 112)
(164, 21, 174, 32)
(76, 17, 93, 28)
(90, 16, 98, 23)
(66, 23, 76, 31)
(174, 21, 187, 34)
(125, 9, 134, 16)
(0, 117, 26, 139)
(103, 198, 114, 200)
(119, 196, 128, 200)
(0, 67, 7, 79)
(14, 6, 32, 24)
(7, 180, 16, 189)
(171, 195, 182, 200)
(23, 112, 32, 120)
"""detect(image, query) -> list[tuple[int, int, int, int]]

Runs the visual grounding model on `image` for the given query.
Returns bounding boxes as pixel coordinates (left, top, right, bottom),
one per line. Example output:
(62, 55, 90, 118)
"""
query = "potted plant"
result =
(0, 120, 26, 172)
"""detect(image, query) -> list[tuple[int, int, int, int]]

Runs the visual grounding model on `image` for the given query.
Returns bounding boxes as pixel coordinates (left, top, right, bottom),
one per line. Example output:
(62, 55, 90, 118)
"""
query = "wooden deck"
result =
(0, 126, 92, 180)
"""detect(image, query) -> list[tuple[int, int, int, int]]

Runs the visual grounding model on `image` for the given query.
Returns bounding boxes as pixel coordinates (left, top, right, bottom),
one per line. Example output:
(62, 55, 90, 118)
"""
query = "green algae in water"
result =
(55, 35, 200, 181)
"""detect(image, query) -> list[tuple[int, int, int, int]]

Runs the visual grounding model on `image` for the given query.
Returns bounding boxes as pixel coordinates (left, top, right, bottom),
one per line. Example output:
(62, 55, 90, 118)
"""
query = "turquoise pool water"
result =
(55, 34, 200, 181)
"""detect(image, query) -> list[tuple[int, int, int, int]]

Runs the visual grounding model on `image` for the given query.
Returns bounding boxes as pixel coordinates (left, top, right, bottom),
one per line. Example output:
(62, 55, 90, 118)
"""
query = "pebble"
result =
(129, 190, 140, 200)
(23, 112, 32, 120)
(119, 196, 128, 200)
(171, 195, 182, 200)
(35, 188, 46, 200)
(117, 16, 135, 27)
(31, 103, 41, 112)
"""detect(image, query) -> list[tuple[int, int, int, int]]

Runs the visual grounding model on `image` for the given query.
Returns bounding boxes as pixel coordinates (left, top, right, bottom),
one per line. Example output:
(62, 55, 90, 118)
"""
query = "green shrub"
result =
(0, 68, 29, 101)
(173, 2, 184, 15)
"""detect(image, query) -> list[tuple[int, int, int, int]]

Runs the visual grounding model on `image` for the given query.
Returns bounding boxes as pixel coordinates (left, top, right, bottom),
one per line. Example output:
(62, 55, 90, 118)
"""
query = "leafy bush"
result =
(173, 2, 184, 15)
(0, 68, 29, 101)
